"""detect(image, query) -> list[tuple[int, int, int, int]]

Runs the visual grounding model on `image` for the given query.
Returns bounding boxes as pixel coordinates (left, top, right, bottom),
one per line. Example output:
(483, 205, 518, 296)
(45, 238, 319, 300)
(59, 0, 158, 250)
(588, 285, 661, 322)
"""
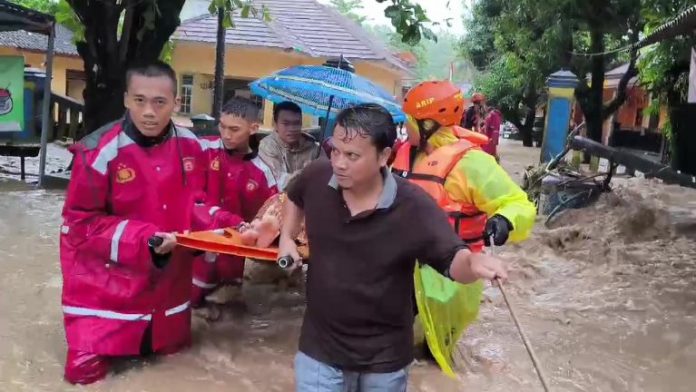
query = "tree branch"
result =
(602, 26, 640, 119)
(66, 0, 88, 22)
(103, 2, 122, 70)
(119, 1, 135, 63)
(134, 0, 186, 59)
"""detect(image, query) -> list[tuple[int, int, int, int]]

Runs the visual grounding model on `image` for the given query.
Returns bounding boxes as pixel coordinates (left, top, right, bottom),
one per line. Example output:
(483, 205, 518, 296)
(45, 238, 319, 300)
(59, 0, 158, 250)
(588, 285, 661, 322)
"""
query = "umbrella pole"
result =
(314, 95, 334, 159)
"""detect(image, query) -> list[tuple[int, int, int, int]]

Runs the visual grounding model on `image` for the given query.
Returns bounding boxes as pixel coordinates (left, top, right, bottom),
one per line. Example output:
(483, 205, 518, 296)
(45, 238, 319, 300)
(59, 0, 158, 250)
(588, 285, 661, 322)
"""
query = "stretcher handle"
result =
(277, 255, 295, 269)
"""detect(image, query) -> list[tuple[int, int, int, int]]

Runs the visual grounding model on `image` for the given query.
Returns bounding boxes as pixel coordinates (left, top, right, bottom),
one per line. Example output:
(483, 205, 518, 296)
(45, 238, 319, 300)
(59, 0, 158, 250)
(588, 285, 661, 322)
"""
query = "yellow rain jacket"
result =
(392, 126, 536, 377)
(421, 126, 536, 240)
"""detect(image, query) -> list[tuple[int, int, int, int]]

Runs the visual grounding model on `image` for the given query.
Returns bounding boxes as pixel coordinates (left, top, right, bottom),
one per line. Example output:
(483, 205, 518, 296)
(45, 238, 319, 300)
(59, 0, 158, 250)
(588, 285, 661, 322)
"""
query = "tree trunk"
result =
(519, 108, 535, 147)
(602, 28, 640, 121)
(575, 27, 605, 143)
(520, 90, 538, 147)
(68, 0, 186, 136)
(81, 72, 127, 138)
(212, 8, 226, 120)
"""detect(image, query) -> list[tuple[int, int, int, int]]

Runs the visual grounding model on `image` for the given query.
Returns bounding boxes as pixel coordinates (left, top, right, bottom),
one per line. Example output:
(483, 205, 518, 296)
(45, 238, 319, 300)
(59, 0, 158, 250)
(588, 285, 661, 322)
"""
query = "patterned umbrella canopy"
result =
(249, 65, 406, 124)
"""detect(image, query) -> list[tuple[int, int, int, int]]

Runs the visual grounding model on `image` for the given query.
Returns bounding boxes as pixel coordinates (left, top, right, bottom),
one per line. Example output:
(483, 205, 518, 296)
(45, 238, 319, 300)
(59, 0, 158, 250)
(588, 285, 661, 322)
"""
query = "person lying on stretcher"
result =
(237, 192, 307, 249)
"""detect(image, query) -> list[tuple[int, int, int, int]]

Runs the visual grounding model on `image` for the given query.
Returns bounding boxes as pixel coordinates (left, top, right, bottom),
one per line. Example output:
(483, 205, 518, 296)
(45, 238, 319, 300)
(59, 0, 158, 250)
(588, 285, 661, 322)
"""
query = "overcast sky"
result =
(318, 0, 469, 35)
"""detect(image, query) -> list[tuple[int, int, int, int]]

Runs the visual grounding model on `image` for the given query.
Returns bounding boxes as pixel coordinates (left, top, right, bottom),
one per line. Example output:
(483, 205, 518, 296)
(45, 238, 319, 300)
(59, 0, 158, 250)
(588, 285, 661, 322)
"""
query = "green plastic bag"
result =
(414, 263, 483, 378)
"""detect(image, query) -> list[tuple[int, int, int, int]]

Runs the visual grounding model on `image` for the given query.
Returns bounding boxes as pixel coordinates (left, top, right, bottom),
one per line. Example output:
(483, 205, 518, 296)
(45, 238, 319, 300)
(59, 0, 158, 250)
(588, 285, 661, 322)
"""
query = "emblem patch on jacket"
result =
(210, 157, 220, 171)
(115, 164, 136, 183)
(183, 157, 196, 172)
(246, 179, 258, 192)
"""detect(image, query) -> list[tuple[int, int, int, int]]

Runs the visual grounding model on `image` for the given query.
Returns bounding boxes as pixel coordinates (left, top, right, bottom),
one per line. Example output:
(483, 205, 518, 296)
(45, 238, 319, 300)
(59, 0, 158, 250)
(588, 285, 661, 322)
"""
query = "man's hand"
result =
(278, 235, 302, 273)
(449, 248, 508, 284)
(469, 252, 508, 283)
(484, 215, 512, 246)
(153, 232, 177, 255)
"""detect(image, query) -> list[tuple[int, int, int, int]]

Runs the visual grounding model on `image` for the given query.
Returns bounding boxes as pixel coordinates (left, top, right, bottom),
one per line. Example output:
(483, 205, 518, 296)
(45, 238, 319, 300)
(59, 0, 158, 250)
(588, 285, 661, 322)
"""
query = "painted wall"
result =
(171, 42, 405, 128)
(0, 47, 84, 100)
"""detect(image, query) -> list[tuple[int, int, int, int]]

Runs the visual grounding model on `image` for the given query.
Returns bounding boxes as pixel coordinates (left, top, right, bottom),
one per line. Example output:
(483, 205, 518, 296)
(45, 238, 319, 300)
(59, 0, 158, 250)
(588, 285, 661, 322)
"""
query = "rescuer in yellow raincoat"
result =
(393, 80, 536, 377)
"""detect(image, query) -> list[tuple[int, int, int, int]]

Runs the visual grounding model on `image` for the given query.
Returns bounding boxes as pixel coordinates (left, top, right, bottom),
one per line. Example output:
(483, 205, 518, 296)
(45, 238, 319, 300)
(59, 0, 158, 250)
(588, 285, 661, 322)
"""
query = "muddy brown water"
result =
(1, 140, 695, 391)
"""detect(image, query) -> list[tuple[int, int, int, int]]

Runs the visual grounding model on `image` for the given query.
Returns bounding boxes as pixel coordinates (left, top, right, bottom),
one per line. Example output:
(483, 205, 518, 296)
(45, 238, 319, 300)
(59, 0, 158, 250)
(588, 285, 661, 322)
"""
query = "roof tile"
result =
(174, 0, 409, 72)
(0, 24, 78, 56)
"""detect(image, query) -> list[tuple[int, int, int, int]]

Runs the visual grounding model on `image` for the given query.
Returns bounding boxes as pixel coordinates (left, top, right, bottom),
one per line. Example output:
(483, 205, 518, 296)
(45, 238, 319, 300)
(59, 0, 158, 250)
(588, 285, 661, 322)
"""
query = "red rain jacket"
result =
(59, 117, 208, 356)
(191, 137, 278, 294)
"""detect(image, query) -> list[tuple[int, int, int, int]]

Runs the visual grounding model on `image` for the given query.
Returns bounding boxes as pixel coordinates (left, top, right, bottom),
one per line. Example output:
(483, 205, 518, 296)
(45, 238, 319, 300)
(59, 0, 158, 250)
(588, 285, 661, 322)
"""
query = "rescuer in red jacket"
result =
(59, 61, 209, 385)
(191, 97, 278, 308)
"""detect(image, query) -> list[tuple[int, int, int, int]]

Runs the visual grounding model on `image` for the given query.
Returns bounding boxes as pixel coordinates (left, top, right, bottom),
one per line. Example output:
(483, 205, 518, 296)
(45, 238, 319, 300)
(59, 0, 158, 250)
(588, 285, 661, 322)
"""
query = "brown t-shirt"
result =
(286, 159, 467, 373)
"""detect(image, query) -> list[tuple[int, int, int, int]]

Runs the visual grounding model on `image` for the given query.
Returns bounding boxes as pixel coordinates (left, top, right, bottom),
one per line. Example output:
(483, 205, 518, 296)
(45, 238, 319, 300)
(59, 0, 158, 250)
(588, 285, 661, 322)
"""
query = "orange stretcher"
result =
(175, 228, 308, 262)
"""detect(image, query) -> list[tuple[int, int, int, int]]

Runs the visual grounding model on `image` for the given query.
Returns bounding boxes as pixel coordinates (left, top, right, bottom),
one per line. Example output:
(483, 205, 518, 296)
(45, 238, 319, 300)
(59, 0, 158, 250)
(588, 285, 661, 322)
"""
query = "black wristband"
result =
(150, 247, 171, 269)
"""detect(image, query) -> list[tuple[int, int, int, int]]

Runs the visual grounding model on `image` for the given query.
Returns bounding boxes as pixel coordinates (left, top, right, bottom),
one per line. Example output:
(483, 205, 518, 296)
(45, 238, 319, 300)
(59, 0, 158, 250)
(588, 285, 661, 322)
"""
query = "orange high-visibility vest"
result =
(392, 127, 488, 251)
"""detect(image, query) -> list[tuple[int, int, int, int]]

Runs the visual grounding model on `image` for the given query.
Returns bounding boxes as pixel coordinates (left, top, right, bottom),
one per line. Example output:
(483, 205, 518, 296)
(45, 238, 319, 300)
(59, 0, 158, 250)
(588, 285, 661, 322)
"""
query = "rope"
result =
(496, 277, 551, 392)
(489, 238, 551, 391)
(567, 43, 635, 57)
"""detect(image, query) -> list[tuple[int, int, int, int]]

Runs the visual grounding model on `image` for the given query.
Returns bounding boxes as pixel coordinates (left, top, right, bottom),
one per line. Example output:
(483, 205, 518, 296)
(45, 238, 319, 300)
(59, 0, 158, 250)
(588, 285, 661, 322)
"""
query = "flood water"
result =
(1, 140, 695, 391)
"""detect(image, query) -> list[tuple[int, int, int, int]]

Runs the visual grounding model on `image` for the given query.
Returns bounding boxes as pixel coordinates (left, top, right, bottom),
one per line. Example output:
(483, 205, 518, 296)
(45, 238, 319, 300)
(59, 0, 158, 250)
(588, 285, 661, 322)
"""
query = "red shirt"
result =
(202, 137, 278, 222)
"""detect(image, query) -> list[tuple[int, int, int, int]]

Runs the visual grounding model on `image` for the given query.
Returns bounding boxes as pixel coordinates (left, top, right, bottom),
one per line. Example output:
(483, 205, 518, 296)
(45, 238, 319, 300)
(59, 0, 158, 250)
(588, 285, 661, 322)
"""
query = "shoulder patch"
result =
(251, 156, 277, 188)
(79, 118, 123, 150)
(91, 132, 136, 175)
(174, 125, 197, 140)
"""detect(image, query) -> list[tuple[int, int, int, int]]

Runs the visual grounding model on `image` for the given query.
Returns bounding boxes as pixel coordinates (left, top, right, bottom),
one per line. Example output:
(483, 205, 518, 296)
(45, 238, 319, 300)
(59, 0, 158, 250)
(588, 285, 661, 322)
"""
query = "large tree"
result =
(461, 0, 643, 145)
(460, 0, 551, 146)
(64, 0, 188, 134)
(562, 0, 643, 143)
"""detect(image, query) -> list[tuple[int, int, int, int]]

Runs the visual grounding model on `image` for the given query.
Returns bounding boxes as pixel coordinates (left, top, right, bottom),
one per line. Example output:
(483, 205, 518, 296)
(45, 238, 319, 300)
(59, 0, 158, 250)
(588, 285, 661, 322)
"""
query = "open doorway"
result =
(223, 78, 264, 110)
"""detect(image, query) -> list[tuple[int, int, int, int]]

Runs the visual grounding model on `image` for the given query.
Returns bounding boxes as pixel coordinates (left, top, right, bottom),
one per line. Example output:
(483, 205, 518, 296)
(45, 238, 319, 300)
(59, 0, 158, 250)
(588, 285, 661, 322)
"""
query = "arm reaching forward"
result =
(448, 248, 508, 284)
(414, 181, 509, 284)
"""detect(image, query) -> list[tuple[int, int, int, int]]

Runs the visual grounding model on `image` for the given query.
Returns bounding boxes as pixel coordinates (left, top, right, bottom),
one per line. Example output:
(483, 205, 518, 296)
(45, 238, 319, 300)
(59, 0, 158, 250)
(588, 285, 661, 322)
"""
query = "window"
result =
(66, 69, 86, 102)
(180, 74, 194, 114)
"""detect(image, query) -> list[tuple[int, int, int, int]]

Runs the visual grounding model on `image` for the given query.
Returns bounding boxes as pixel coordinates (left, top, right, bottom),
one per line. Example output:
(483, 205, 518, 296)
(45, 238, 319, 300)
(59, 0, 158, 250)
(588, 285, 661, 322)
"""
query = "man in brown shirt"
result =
(258, 101, 320, 191)
(280, 103, 508, 391)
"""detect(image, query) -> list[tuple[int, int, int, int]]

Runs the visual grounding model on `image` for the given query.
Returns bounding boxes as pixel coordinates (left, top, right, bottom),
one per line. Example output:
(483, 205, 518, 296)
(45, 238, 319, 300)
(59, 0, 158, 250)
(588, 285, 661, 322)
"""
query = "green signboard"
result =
(0, 56, 25, 133)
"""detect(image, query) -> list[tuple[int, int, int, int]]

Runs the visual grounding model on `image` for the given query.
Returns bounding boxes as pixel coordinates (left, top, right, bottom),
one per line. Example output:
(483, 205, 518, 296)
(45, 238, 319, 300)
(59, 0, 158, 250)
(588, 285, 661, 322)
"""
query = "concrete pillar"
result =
(540, 70, 579, 163)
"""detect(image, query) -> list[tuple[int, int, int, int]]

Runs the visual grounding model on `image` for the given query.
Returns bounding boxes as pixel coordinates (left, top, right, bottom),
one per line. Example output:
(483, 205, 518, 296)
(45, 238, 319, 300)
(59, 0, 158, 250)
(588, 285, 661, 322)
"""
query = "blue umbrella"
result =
(249, 65, 406, 130)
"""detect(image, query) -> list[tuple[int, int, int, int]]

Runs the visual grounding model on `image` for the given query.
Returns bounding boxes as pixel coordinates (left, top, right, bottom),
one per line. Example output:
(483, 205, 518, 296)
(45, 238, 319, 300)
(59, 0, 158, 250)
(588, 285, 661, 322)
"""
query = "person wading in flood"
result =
(278, 103, 509, 391)
(191, 97, 278, 316)
(59, 61, 209, 385)
(395, 80, 536, 371)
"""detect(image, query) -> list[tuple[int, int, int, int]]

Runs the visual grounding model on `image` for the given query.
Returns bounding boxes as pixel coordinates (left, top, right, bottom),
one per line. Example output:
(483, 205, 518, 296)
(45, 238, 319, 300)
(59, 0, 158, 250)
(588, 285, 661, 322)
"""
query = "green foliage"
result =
(56, 1, 83, 42)
(460, 0, 646, 143)
(364, 24, 467, 82)
(638, 1, 695, 103)
(207, 0, 271, 29)
(637, 0, 696, 165)
(10, 0, 84, 42)
(330, 0, 367, 24)
(8, 0, 58, 13)
(377, 0, 439, 45)
(460, 0, 560, 142)
(159, 40, 176, 64)
(51, 0, 436, 132)
(329, 0, 465, 82)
